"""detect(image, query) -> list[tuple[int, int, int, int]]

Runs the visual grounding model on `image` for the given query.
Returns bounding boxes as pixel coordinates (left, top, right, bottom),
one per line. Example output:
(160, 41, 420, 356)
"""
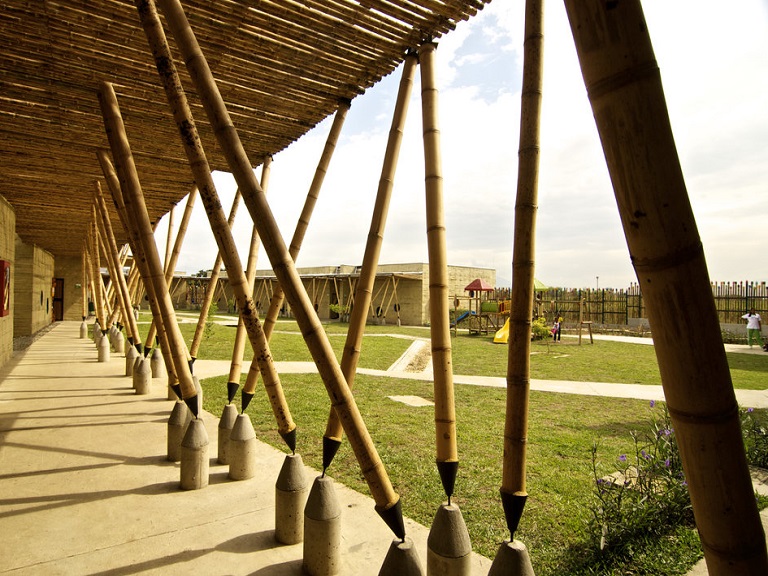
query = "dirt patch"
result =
(405, 346, 431, 372)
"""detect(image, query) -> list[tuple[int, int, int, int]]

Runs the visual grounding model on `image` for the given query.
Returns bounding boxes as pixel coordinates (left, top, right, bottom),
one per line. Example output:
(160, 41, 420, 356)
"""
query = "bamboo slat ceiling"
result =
(0, 0, 489, 258)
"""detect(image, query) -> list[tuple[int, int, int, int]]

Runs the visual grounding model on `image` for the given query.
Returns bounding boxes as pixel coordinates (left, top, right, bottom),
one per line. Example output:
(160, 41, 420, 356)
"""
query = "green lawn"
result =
(151, 314, 768, 575)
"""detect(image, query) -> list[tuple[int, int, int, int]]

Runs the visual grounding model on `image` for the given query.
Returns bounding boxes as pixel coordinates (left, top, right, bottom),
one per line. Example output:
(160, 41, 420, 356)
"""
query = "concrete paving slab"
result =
(0, 323, 491, 575)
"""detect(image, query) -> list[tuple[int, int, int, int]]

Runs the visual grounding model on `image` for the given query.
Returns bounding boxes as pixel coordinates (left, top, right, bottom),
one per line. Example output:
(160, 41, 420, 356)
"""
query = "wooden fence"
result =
(493, 281, 768, 326)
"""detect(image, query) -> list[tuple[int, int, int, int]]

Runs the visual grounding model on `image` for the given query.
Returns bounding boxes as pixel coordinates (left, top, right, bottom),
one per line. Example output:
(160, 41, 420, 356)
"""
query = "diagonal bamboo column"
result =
(156, 0, 404, 538)
(145, 186, 199, 352)
(241, 102, 349, 409)
(322, 53, 417, 470)
(83, 242, 97, 320)
(419, 41, 459, 500)
(163, 204, 175, 273)
(99, 149, 179, 394)
(258, 102, 349, 345)
(96, 88, 199, 410)
(88, 219, 107, 331)
(189, 188, 242, 360)
(498, 0, 543, 551)
(230, 159, 270, 408)
(135, 0, 295, 448)
(94, 215, 118, 327)
(563, 2, 768, 574)
(81, 249, 89, 320)
(94, 182, 141, 347)
(93, 203, 125, 333)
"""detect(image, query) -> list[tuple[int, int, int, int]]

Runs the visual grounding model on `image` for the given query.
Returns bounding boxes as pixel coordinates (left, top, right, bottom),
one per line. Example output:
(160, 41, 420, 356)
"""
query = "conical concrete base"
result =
(378, 537, 425, 576)
(167, 401, 187, 462)
(217, 404, 238, 465)
(150, 347, 165, 378)
(97, 334, 110, 363)
(228, 414, 256, 480)
(180, 418, 209, 490)
(487, 540, 535, 576)
(125, 345, 139, 377)
(133, 356, 151, 395)
(79, 321, 88, 339)
(426, 502, 472, 576)
(113, 330, 125, 354)
(303, 475, 341, 576)
(275, 453, 309, 545)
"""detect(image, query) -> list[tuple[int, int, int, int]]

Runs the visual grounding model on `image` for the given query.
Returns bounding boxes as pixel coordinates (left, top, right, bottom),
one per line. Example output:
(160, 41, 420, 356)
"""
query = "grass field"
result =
(164, 312, 768, 575)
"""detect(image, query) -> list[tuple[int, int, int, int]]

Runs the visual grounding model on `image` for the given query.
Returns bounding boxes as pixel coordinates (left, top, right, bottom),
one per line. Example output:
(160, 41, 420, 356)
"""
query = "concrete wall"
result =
(13, 237, 54, 337)
(0, 194, 15, 369)
(53, 255, 85, 321)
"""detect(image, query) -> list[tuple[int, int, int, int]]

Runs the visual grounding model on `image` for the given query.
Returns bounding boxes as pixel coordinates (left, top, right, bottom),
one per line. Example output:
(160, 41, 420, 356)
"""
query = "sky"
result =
(158, 0, 768, 290)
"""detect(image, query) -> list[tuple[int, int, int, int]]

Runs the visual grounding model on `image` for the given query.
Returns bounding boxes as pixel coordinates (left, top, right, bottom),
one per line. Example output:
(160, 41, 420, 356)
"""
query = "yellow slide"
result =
(493, 318, 510, 344)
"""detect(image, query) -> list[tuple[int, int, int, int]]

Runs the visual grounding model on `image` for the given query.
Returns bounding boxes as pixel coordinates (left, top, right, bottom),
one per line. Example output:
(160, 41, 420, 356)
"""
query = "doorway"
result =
(52, 278, 64, 321)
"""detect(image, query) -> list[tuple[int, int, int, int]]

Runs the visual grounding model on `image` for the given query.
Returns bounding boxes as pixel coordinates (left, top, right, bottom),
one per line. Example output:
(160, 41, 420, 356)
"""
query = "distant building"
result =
(169, 263, 496, 327)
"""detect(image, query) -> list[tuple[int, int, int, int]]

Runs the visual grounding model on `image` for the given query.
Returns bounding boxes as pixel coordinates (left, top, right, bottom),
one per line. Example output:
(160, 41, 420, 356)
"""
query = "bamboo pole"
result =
(241, 102, 349, 406)
(100, 151, 179, 391)
(135, 0, 295, 447)
(81, 249, 89, 320)
(163, 204, 175, 273)
(419, 41, 459, 499)
(94, 181, 142, 347)
(88, 219, 107, 331)
(189, 188, 242, 360)
(229, 159, 270, 397)
(93, 216, 117, 327)
(156, 0, 404, 537)
(499, 0, 543, 542)
(145, 186, 199, 351)
(97, 87, 199, 408)
(93, 203, 124, 332)
(563, 2, 768, 573)
(83, 242, 97, 322)
(229, 164, 273, 408)
(257, 102, 349, 347)
(322, 52, 417, 470)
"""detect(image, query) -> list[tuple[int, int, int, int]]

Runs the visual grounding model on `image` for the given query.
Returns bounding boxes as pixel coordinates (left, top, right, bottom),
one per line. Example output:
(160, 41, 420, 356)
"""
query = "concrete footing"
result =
(133, 356, 151, 395)
(217, 404, 238, 465)
(180, 418, 209, 490)
(426, 503, 472, 576)
(97, 334, 110, 362)
(167, 401, 188, 462)
(79, 321, 88, 339)
(379, 537, 425, 576)
(487, 540, 535, 576)
(228, 414, 257, 480)
(150, 347, 165, 378)
(125, 345, 138, 377)
(303, 475, 341, 576)
(113, 330, 125, 354)
(275, 453, 309, 545)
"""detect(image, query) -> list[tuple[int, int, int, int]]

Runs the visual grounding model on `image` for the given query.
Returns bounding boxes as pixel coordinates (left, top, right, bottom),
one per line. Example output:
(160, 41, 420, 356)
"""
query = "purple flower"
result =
(619, 454, 627, 462)
(748, 407, 754, 413)
(650, 400, 656, 408)
(664, 459, 670, 468)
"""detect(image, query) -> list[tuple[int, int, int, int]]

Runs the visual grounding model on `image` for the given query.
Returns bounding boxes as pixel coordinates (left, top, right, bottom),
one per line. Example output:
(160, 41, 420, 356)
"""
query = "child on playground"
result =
(552, 312, 563, 342)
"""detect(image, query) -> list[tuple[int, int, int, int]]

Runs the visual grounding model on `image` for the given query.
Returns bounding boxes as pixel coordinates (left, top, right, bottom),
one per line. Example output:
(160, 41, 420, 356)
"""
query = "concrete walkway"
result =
(0, 322, 490, 575)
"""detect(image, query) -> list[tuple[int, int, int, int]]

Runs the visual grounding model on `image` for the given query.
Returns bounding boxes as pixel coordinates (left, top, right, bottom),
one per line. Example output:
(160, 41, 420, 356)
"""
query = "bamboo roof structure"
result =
(0, 0, 490, 258)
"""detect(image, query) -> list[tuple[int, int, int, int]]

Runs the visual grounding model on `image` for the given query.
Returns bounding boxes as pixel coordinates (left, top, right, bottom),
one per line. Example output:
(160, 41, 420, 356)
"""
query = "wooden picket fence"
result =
(493, 281, 768, 326)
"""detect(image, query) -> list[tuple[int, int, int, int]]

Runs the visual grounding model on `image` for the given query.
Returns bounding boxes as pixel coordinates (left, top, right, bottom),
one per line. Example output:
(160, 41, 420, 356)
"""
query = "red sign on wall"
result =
(0, 260, 10, 317)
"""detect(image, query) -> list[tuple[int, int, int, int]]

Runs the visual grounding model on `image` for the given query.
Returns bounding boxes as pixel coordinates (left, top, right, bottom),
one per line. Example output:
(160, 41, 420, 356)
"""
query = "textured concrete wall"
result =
(53, 255, 85, 321)
(13, 237, 54, 337)
(0, 194, 15, 369)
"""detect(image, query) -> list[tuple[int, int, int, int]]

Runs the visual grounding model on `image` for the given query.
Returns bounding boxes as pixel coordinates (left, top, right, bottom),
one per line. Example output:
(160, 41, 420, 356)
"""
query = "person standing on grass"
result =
(552, 312, 563, 342)
(741, 308, 763, 348)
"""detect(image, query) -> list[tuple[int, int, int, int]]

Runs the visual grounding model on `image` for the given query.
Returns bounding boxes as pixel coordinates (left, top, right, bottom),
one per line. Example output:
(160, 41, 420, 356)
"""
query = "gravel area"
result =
(13, 322, 60, 351)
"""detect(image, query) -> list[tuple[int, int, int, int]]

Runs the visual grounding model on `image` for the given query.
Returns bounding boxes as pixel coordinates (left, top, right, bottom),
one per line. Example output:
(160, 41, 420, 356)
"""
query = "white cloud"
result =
(162, 0, 768, 291)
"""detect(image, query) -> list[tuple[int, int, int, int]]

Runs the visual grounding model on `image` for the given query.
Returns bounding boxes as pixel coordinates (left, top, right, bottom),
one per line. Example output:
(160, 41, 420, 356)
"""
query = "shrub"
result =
(740, 407, 768, 468)
(589, 401, 693, 555)
(531, 316, 551, 340)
